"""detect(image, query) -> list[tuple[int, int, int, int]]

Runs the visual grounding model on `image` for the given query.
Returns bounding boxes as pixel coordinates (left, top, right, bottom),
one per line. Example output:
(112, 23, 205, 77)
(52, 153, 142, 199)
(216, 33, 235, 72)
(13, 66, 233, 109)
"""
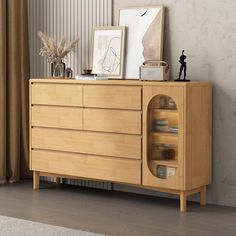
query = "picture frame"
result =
(91, 26, 125, 79)
(119, 6, 165, 79)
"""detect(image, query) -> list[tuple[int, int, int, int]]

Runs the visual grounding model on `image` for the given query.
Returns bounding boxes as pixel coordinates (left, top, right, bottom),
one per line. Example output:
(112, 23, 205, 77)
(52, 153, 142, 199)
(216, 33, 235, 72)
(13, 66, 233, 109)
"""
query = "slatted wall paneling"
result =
(28, 0, 113, 190)
(28, 0, 113, 77)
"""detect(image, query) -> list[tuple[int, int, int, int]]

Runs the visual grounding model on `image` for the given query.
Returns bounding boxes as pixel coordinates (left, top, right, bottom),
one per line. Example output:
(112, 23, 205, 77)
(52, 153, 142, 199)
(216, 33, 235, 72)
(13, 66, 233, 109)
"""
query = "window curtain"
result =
(0, 0, 30, 184)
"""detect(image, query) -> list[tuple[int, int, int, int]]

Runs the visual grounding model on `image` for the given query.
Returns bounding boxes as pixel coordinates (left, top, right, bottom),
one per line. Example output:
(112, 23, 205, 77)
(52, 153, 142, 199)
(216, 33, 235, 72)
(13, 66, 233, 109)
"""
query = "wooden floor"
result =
(0, 180, 235, 236)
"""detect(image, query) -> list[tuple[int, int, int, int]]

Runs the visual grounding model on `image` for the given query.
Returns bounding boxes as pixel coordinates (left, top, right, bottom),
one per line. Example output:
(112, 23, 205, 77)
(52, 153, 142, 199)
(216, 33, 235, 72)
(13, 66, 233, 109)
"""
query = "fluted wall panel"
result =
(28, 0, 112, 190)
(28, 0, 112, 77)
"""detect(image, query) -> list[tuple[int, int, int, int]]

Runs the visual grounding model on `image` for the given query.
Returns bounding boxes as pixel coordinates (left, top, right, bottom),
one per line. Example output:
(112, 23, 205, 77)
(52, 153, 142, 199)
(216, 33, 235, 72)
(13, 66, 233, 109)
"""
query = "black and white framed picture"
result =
(91, 26, 125, 79)
(119, 6, 165, 79)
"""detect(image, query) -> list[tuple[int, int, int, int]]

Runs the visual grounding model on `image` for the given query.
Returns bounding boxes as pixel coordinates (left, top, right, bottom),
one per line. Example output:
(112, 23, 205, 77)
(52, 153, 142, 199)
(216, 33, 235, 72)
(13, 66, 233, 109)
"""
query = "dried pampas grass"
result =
(38, 31, 79, 64)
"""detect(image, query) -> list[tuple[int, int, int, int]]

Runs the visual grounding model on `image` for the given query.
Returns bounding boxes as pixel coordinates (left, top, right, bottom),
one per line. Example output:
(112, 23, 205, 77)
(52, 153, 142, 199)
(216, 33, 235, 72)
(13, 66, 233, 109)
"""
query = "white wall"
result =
(113, 0, 236, 208)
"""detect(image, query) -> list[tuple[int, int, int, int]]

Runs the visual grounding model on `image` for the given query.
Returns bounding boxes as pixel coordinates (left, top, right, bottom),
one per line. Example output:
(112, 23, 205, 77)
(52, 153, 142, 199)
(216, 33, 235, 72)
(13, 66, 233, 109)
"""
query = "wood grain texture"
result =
(83, 85, 142, 110)
(200, 186, 207, 206)
(30, 78, 211, 86)
(33, 171, 40, 190)
(184, 83, 212, 190)
(56, 177, 62, 185)
(32, 106, 83, 130)
(29, 80, 32, 169)
(32, 128, 141, 159)
(31, 83, 83, 106)
(29, 79, 212, 211)
(180, 191, 187, 212)
(84, 108, 141, 134)
(31, 150, 141, 184)
(142, 86, 185, 190)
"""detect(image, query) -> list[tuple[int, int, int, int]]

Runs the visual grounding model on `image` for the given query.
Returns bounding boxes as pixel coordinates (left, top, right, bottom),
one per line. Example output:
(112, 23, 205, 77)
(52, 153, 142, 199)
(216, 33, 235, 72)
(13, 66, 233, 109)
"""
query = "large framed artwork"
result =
(119, 6, 165, 79)
(91, 26, 125, 79)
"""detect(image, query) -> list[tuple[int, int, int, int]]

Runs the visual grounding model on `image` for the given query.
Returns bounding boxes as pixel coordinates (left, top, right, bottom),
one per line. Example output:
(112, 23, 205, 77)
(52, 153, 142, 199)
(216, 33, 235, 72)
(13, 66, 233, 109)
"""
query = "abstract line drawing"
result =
(92, 27, 125, 79)
(101, 37, 120, 74)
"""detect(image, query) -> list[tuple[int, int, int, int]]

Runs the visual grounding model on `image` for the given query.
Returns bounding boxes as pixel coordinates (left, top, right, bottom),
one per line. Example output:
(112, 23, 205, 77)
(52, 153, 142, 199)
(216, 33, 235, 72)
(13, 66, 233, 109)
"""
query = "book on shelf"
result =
(168, 126, 179, 133)
(75, 74, 96, 80)
(156, 165, 176, 179)
(75, 74, 108, 81)
(152, 118, 169, 132)
(153, 118, 168, 125)
(95, 74, 109, 80)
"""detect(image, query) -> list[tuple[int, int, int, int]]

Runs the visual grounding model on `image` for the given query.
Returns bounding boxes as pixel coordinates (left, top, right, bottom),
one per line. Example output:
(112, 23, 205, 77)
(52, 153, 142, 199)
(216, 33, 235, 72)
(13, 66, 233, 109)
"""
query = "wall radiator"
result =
(28, 0, 113, 190)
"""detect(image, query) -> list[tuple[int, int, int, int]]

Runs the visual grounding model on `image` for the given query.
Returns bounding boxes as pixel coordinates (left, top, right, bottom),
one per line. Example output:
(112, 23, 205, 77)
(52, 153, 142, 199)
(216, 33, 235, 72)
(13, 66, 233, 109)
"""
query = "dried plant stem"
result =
(38, 31, 79, 64)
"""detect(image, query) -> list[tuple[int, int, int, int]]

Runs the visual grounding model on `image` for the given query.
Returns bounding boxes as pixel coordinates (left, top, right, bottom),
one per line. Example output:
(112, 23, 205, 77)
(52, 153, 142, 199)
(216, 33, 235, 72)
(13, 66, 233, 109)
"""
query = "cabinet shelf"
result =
(151, 132, 178, 137)
(151, 108, 178, 113)
(147, 95, 179, 184)
(150, 159, 178, 167)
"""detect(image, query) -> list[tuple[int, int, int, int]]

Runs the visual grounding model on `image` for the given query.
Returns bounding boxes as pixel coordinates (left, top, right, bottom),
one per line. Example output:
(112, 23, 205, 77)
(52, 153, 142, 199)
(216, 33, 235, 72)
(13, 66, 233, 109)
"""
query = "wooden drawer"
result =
(84, 108, 141, 135)
(32, 106, 83, 130)
(31, 83, 83, 106)
(83, 85, 141, 110)
(32, 128, 141, 159)
(31, 150, 141, 184)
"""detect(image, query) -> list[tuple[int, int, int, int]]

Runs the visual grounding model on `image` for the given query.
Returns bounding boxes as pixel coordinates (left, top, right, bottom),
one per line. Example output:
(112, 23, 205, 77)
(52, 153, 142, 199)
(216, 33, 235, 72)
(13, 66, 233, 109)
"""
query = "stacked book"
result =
(152, 119, 168, 132)
(168, 126, 179, 134)
(75, 74, 108, 81)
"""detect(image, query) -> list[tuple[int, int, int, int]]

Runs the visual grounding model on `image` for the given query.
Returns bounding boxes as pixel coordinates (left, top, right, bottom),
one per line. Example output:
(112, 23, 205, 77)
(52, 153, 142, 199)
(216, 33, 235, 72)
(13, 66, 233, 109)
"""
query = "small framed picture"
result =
(91, 26, 125, 79)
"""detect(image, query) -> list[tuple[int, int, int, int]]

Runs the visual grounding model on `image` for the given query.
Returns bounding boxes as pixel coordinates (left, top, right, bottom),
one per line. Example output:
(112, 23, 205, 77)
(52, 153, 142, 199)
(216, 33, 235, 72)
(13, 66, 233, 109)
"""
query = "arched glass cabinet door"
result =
(142, 86, 184, 190)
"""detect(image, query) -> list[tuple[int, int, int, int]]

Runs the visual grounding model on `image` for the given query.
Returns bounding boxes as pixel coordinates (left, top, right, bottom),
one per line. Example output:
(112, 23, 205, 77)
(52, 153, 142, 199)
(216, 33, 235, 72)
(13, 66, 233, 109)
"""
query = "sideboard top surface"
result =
(30, 78, 211, 87)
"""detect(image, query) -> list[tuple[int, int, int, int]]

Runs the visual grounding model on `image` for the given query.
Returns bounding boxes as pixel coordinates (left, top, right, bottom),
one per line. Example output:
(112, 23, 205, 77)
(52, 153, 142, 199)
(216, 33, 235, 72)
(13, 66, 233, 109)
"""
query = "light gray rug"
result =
(0, 215, 104, 236)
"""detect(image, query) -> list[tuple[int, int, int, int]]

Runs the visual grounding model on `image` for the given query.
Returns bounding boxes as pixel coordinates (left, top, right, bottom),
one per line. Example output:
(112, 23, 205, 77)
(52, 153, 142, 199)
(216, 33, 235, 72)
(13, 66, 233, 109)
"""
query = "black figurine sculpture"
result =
(175, 50, 190, 82)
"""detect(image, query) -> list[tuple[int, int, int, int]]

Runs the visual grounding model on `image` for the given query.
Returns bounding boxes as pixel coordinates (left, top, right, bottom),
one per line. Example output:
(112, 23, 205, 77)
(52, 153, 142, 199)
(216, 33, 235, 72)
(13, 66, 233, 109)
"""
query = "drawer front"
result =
(84, 85, 141, 110)
(31, 150, 141, 184)
(32, 128, 141, 159)
(32, 106, 83, 130)
(84, 108, 141, 135)
(31, 83, 83, 106)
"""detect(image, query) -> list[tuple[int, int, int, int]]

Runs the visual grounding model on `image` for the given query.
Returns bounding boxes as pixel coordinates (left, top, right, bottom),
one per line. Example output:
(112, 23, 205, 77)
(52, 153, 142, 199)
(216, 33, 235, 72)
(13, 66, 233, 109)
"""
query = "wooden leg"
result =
(200, 186, 207, 206)
(33, 171, 40, 190)
(56, 177, 61, 185)
(180, 191, 187, 212)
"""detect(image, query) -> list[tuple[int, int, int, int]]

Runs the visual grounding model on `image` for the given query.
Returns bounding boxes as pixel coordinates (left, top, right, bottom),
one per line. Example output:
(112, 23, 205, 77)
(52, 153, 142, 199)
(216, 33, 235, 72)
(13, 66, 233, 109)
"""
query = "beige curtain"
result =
(0, 0, 30, 184)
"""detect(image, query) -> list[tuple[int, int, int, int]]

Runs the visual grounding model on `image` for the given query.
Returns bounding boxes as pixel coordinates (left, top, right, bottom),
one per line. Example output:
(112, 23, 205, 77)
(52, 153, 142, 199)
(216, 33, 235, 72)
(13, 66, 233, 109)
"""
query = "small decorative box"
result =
(156, 165, 167, 179)
(139, 60, 170, 81)
(156, 165, 176, 179)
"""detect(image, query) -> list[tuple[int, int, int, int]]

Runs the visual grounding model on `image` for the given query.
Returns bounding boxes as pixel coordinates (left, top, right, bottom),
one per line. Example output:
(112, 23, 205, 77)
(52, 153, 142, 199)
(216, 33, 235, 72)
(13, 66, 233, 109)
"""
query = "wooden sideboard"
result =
(29, 78, 212, 212)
